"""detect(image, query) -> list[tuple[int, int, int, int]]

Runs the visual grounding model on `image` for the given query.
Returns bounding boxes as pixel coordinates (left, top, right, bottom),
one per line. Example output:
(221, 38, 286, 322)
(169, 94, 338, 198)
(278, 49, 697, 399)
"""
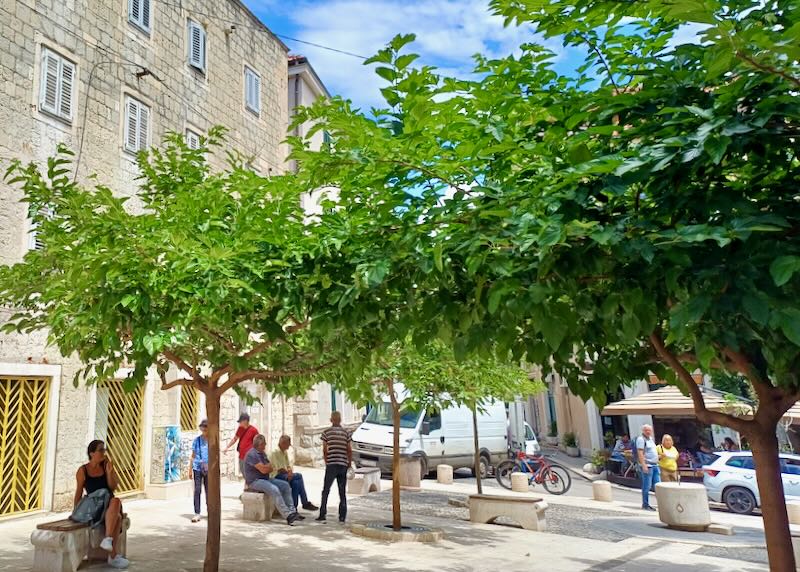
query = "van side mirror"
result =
(362, 414, 367, 422)
(421, 421, 431, 435)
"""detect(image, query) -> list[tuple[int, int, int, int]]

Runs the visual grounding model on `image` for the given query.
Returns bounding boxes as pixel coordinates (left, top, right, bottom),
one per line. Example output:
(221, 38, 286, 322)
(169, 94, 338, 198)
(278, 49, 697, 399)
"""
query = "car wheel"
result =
(724, 486, 756, 515)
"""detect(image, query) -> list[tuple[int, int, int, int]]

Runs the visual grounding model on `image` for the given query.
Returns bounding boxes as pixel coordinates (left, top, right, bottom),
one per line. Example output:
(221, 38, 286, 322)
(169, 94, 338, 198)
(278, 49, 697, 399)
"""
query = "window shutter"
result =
(188, 21, 205, 71)
(245, 68, 260, 113)
(137, 103, 149, 151)
(40, 50, 59, 115)
(141, 0, 150, 30)
(129, 0, 140, 22)
(125, 98, 139, 152)
(58, 59, 75, 120)
(251, 73, 260, 113)
(186, 129, 200, 150)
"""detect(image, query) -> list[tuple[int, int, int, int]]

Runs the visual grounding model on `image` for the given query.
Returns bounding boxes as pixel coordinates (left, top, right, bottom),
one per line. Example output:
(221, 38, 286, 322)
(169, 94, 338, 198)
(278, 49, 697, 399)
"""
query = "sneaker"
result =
(315, 514, 326, 522)
(302, 502, 319, 511)
(296, 514, 306, 520)
(108, 555, 130, 569)
(338, 517, 346, 523)
(100, 537, 114, 552)
(643, 505, 656, 511)
(287, 512, 299, 526)
(191, 514, 201, 523)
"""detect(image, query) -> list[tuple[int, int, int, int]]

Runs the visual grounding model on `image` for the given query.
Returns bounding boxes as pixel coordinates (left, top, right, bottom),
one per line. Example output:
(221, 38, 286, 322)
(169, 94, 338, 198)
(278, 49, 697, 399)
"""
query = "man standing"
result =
(316, 411, 352, 523)
(224, 413, 258, 478)
(190, 419, 209, 523)
(244, 434, 300, 526)
(271, 435, 318, 511)
(636, 424, 660, 511)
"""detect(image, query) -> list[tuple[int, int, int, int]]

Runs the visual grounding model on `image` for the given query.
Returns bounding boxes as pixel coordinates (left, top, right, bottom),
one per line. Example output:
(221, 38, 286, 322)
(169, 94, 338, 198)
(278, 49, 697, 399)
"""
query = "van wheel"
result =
(418, 456, 429, 479)
(473, 453, 492, 478)
(724, 486, 756, 515)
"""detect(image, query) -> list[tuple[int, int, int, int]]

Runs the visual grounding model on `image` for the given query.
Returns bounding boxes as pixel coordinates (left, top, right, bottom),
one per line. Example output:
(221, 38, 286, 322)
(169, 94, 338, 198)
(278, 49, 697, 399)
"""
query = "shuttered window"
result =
(123, 96, 150, 154)
(128, 0, 151, 32)
(187, 20, 206, 73)
(185, 129, 201, 150)
(244, 66, 261, 115)
(28, 206, 53, 251)
(39, 48, 75, 122)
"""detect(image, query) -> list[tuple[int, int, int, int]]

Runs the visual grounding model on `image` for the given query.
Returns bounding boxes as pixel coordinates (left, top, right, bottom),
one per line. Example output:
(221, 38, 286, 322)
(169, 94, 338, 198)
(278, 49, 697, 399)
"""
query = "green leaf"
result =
(779, 310, 800, 347)
(568, 143, 592, 165)
(770, 256, 800, 287)
(742, 295, 769, 326)
(433, 242, 443, 272)
(540, 319, 567, 351)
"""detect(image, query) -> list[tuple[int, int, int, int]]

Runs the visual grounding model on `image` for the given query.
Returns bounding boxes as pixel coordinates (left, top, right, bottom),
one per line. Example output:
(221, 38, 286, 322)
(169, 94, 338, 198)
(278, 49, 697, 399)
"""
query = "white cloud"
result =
(273, 0, 564, 110)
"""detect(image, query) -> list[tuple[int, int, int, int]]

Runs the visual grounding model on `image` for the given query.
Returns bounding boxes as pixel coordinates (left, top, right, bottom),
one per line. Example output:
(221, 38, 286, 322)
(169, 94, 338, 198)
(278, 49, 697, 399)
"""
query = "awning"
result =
(601, 385, 754, 418)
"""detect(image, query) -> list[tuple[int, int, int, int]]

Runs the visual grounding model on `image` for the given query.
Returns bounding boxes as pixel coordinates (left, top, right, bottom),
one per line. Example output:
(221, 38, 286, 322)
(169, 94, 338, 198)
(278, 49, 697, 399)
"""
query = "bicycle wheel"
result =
(495, 459, 517, 490)
(542, 464, 572, 495)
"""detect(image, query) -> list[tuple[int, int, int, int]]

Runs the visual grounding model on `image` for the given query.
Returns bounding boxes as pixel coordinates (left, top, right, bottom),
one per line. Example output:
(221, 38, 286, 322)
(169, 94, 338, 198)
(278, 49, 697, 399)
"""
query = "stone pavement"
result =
(0, 467, 769, 572)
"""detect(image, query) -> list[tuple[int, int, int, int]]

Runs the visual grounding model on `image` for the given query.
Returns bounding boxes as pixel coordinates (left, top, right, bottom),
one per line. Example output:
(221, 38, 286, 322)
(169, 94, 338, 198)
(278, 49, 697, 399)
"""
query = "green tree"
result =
(0, 132, 373, 572)
(333, 341, 540, 531)
(292, 2, 800, 567)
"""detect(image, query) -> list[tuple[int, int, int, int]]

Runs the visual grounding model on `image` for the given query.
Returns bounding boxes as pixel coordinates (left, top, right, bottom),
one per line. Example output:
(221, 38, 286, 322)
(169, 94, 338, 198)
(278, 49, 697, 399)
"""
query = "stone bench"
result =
(468, 494, 547, 531)
(347, 467, 381, 495)
(241, 491, 280, 521)
(30, 514, 130, 572)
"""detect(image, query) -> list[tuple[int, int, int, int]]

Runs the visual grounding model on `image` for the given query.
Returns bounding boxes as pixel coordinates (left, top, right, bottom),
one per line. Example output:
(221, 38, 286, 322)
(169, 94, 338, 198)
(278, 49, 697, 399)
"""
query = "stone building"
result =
(0, 0, 360, 518)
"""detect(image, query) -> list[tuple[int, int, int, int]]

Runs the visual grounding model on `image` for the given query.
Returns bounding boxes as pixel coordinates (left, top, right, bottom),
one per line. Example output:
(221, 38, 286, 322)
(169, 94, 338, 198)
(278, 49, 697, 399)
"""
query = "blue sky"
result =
(244, 0, 585, 111)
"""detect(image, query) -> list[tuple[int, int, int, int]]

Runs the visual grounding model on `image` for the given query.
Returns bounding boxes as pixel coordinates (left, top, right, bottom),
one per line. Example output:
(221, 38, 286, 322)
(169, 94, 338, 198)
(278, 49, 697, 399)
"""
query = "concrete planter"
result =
(545, 436, 559, 446)
(792, 533, 800, 571)
(655, 482, 711, 532)
(565, 446, 580, 457)
(399, 456, 421, 491)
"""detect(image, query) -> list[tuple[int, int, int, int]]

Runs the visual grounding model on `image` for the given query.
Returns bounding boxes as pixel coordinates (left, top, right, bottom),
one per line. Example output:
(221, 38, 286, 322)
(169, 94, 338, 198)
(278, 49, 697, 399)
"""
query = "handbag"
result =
(69, 488, 110, 526)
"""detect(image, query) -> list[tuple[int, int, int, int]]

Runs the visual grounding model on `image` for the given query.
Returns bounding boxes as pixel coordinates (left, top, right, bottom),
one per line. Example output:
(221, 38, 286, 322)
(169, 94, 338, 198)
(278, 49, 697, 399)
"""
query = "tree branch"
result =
(649, 332, 750, 433)
(162, 349, 205, 384)
(202, 328, 239, 353)
(735, 51, 800, 89)
(157, 367, 193, 391)
(575, 32, 620, 92)
(216, 360, 336, 395)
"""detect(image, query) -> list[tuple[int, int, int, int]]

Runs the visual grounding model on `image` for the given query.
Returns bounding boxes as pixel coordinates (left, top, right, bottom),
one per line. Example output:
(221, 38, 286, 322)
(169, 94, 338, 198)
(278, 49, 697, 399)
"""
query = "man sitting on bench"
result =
(244, 434, 300, 525)
(271, 435, 318, 512)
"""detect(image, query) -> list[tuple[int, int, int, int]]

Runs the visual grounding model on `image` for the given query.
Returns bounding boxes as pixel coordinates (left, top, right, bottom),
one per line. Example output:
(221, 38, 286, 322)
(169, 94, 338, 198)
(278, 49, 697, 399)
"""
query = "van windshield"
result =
(365, 403, 420, 428)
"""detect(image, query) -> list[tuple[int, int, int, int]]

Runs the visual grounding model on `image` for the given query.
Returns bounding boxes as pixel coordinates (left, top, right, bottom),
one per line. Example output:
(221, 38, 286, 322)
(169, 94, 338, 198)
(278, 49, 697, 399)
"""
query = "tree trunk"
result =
(472, 405, 482, 495)
(387, 379, 402, 531)
(203, 394, 222, 572)
(750, 426, 795, 572)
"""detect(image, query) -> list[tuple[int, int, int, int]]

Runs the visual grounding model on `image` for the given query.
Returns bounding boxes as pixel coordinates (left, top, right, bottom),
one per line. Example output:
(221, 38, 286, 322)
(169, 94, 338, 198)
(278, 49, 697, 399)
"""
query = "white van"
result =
(351, 396, 539, 477)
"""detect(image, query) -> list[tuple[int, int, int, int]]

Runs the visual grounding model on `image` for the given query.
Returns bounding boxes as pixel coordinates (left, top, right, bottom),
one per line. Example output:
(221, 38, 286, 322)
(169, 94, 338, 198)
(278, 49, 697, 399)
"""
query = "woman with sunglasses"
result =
(74, 440, 129, 569)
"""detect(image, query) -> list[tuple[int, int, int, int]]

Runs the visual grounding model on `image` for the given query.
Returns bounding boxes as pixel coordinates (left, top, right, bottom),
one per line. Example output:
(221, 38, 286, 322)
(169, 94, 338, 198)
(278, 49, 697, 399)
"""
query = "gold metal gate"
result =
(0, 377, 50, 516)
(180, 386, 199, 432)
(95, 380, 144, 494)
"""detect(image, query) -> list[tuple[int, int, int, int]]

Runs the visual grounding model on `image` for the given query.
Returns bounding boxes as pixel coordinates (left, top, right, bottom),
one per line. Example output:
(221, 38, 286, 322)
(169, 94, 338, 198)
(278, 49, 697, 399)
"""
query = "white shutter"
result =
(59, 59, 75, 120)
(137, 103, 149, 151)
(39, 50, 60, 116)
(188, 21, 206, 72)
(129, 0, 150, 31)
(124, 98, 139, 152)
(141, 0, 151, 30)
(186, 130, 201, 149)
(245, 67, 260, 114)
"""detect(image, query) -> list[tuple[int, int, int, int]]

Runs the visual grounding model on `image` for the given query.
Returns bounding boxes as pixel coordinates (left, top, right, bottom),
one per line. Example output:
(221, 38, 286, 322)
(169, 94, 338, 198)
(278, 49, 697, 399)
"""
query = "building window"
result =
(244, 66, 261, 115)
(187, 20, 206, 73)
(185, 129, 201, 150)
(28, 206, 53, 251)
(123, 96, 150, 154)
(180, 386, 199, 431)
(39, 48, 75, 122)
(128, 0, 151, 33)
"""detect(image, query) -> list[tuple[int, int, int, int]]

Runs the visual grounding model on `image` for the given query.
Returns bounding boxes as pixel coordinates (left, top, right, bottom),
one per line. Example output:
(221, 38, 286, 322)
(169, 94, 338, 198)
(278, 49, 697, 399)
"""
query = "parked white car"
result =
(703, 451, 800, 514)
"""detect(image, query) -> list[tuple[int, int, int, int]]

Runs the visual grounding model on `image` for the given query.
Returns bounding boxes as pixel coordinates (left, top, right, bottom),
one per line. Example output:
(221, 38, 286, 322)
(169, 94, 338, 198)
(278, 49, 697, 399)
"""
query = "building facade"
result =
(0, 0, 358, 519)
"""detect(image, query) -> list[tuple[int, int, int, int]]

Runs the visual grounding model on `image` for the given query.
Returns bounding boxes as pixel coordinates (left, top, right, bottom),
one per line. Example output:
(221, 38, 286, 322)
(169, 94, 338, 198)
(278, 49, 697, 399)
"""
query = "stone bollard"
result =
(655, 482, 711, 531)
(792, 533, 800, 571)
(511, 472, 529, 493)
(592, 480, 613, 502)
(437, 464, 454, 485)
(399, 456, 422, 491)
(788, 501, 800, 525)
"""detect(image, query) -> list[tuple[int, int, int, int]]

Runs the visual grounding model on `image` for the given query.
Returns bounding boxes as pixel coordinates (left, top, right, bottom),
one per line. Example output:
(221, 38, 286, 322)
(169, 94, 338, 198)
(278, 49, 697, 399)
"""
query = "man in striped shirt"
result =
(316, 411, 352, 522)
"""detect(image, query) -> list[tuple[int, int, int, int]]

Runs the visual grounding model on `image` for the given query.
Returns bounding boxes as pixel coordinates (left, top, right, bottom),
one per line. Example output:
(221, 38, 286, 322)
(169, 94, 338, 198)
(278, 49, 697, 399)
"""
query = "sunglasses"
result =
(95, 447, 106, 453)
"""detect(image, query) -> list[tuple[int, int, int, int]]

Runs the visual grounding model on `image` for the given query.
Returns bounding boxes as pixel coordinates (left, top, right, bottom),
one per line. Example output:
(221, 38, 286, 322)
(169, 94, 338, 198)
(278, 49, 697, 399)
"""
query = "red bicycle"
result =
(495, 451, 572, 495)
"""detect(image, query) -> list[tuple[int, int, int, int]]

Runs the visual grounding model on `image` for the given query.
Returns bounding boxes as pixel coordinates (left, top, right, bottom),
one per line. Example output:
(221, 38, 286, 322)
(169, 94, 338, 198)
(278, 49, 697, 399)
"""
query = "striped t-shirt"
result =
(321, 425, 351, 466)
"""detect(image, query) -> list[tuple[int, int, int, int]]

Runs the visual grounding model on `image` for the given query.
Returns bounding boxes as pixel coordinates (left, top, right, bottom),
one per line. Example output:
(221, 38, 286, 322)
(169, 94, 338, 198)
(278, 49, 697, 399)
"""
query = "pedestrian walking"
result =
(657, 433, 680, 483)
(223, 413, 259, 478)
(316, 411, 352, 523)
(190, 419, 209, 522)
(636, 424, 660, 511)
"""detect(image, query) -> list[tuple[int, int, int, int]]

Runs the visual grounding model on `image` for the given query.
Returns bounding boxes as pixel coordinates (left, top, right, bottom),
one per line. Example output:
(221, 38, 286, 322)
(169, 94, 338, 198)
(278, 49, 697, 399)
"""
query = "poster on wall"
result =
(164, 425, 181, 483)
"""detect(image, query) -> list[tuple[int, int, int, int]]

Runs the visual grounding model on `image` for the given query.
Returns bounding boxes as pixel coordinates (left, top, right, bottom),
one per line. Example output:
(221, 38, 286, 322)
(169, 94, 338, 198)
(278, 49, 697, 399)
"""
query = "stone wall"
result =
(0, 0, 288, 514)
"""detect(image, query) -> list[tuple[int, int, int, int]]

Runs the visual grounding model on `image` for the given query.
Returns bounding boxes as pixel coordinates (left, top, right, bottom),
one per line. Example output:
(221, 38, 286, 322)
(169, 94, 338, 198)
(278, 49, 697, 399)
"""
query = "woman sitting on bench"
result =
(74, 440, 129, 569)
